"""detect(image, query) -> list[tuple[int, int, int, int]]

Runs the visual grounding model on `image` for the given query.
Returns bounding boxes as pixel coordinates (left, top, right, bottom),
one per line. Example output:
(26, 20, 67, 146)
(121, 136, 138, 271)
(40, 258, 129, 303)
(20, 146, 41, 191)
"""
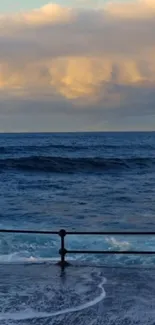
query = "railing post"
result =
(57, 229, 69, 268)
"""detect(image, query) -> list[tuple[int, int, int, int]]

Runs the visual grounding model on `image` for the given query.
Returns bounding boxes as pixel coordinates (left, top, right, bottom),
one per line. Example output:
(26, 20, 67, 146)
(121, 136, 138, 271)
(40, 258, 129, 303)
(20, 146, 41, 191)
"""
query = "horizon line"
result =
(0, 130, 155, 134)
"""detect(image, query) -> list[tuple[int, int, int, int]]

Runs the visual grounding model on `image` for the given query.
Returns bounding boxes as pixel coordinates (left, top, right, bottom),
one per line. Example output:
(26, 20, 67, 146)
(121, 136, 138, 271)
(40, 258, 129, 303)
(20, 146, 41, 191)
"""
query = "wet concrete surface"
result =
(0, 263, 155, 325)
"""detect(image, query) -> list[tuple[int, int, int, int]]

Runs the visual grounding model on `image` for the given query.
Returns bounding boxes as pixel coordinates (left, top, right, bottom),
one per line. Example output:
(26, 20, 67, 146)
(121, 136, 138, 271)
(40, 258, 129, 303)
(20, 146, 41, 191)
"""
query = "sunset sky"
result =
(0, 0, 155, 132)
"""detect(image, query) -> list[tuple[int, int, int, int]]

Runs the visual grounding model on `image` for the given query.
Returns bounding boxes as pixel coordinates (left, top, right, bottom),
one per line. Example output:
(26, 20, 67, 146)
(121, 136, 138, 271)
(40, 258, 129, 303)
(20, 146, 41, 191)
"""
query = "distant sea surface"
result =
(0, 131, 155, 266)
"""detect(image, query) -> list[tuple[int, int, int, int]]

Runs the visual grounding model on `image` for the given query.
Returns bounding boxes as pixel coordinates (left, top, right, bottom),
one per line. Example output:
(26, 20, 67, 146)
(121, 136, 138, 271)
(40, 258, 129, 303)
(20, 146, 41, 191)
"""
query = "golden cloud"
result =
(0, 4, 74, 29)
(0, 0, 154, 110)
(104, 0, 155, 19)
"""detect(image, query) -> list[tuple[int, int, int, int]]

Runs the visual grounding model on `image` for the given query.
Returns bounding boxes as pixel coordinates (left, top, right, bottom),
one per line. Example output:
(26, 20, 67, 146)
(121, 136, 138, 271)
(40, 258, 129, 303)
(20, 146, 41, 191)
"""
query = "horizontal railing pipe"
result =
(66, 231, 155, 235)
(67, 250, 155, 255)
(0, 228, 155, 268)
(0, 229, 58, 235)
(0, 229, 155, 235)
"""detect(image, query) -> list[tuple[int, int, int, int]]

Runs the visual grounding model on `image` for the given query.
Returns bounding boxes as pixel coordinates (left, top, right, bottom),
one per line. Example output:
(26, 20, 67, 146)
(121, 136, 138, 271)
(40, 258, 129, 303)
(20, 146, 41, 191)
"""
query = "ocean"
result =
(0, 131, 155, 324)
(0, 131, 155, 264)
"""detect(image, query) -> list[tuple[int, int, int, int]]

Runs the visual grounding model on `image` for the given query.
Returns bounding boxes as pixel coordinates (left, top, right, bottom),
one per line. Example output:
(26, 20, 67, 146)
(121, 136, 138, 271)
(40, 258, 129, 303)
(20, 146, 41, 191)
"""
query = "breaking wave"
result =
(0, 156, 154, 173)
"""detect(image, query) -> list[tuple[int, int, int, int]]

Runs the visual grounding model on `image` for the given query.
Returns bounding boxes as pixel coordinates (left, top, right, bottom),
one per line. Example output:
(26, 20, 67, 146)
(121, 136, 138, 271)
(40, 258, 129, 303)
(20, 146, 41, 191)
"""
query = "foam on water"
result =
(0, 278, 106, 321)
(0, 253, 77, 264)
(1, 235, 155, 265)
(105, 237, 131, 250)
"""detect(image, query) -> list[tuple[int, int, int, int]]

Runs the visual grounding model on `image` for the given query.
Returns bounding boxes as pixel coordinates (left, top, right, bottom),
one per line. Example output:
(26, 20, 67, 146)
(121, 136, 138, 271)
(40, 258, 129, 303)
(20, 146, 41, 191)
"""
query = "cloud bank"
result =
(0, 0, 155, 130)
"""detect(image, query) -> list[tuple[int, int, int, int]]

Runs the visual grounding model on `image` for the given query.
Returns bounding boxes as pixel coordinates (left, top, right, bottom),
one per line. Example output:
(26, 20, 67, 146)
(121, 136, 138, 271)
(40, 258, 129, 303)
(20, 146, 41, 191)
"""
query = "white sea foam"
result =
(105, 236, 131, 250)
(0, 253, 76, 264)
(0, 277, 106, 321)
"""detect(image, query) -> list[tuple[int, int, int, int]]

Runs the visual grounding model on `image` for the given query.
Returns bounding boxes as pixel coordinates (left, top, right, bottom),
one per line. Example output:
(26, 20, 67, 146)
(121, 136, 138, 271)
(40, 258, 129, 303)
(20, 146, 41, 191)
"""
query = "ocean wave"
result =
(0, 144, 85, 153)
(0, 254, 76, 264)
(0, 143, 154, 154)
(0, 156, 154, 173)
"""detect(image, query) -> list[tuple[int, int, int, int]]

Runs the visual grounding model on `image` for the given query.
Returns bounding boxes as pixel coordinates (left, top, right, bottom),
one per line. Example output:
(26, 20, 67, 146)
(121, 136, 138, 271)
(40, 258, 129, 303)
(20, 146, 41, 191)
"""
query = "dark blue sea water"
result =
(1, 132, 155, 325)
(0, 131, 155, 266)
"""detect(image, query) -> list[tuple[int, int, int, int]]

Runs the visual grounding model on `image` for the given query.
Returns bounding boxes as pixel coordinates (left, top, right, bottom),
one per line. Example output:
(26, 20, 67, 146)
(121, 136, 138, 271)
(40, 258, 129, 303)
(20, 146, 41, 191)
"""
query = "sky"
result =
(0, 0, 154, 132)
(0, 0, 105, 12)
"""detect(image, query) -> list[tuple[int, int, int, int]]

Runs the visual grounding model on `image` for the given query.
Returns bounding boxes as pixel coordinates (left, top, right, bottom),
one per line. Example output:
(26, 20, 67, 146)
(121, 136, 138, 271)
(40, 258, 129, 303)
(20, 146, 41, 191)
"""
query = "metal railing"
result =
(1, 228, 155, 267)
